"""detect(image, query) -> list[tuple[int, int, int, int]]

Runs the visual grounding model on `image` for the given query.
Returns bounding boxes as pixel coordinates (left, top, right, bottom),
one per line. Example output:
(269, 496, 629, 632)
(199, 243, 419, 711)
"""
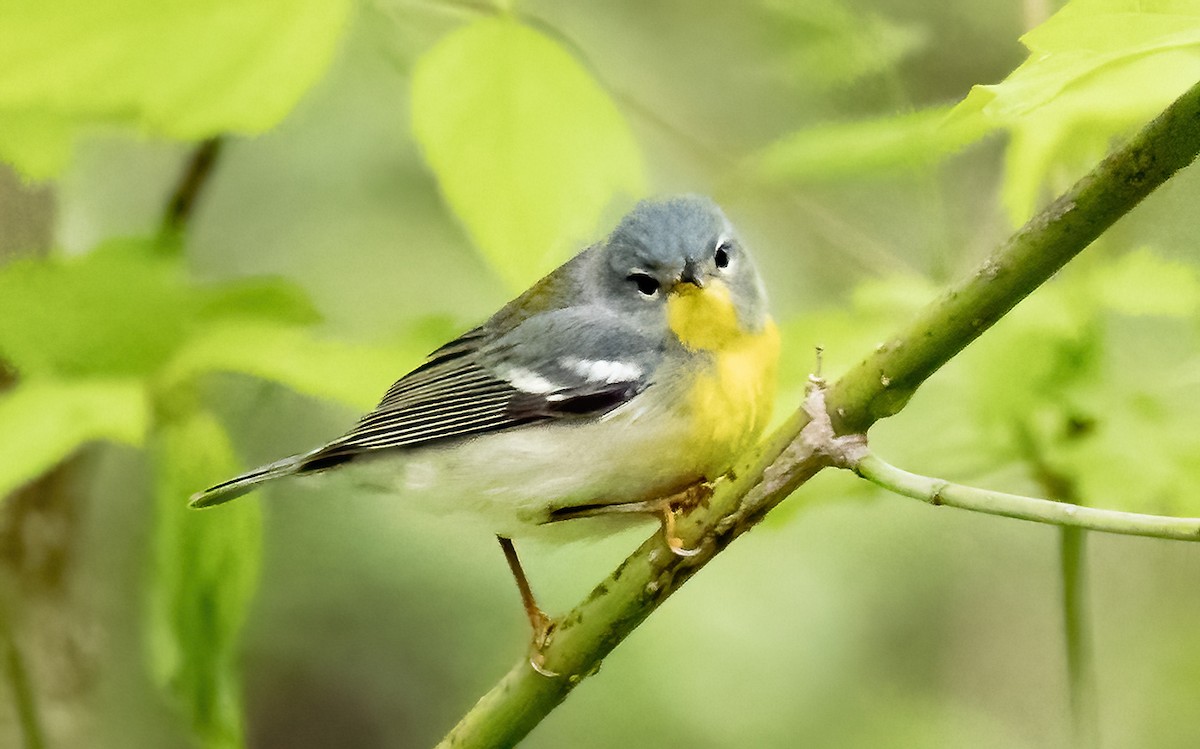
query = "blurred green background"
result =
(3, 0, 1200, 747)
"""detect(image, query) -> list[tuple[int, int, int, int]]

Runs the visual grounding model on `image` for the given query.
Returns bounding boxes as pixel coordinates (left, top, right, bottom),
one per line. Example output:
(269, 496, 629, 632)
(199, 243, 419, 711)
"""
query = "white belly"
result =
(332, 384, 713, 538)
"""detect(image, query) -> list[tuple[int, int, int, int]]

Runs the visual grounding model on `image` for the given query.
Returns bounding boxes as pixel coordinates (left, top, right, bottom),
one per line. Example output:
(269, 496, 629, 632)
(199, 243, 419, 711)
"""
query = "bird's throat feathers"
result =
(665, 279, 780, 473)
(667, 279, 751, 351)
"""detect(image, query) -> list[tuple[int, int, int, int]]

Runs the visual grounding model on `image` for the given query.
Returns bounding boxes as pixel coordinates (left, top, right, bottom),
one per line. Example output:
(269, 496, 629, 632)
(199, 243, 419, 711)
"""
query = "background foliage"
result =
(1, 0, 1199, 747)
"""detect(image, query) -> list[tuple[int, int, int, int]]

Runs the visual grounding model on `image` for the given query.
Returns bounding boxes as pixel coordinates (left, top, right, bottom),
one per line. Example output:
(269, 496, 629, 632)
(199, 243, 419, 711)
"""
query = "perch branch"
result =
(438, 78, 1200, 747)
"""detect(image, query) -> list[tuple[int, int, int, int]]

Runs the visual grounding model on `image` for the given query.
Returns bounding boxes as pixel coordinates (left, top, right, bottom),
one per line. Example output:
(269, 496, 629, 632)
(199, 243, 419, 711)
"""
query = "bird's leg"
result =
(545, 483, 713, 557)
(496, 536, 557, 676)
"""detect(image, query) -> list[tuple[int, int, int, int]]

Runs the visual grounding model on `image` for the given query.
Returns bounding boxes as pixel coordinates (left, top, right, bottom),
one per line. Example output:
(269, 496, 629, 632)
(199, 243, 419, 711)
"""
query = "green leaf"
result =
(1014, 339, 1200, 518)
(0, 109, 81, 179)
(959, 287, 1100, 447)
(0, 0, 354, 179)
(950, 0, 1200, 222)
(0, 238, 319, 379)
(199, 277, 322, 325)
(1089, 248, 1200, 317)
(0, 242, 189, 377)
(411, 17, 645, 290)
(749, 106, 987, 182)
(937, 248, 1200, 514)
(148, 409, 261, 749)
(797, 250, 1200, 516)
(0, 378, 148, 499)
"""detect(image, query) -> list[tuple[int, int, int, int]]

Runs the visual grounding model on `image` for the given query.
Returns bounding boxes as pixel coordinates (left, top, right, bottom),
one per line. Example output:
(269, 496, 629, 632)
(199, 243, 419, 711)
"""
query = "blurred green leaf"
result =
(0, 241, 191, 377)
(0, 109, 81, 180)
(778, 249, 1200, 517)
(960, 281, 1098, 440)
(749, 106, 987, 182)
(200, 277, 321, 325)
(0, 0, 354, 178)
(148, 409, 261, 749)
(947, 249, 1200, 514)
(0, 238, 319, 378)
(1057, 365, 1200, 517)
(762, 0, 928, 88)
(0, 378, 148, 499)
(411, 17, 645, 290)
(1089, 247, 1200, 317)
(949, 0, 1200, 222)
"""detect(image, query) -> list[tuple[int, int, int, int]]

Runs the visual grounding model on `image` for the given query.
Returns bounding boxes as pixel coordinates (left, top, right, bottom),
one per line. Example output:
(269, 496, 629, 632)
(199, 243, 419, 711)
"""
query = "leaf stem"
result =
(160, 137, 224, 241)
(853, 453, 1200, 541)
(1060, 525, 1099, 748)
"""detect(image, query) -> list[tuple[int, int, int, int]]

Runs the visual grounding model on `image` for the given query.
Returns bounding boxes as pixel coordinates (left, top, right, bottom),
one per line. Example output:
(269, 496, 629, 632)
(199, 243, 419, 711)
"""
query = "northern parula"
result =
(191, 195, 779, 643)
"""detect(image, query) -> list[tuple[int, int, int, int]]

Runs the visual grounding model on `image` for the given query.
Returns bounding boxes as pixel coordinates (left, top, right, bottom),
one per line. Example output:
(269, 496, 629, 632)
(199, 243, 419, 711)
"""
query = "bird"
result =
(190, 194, 780, 655)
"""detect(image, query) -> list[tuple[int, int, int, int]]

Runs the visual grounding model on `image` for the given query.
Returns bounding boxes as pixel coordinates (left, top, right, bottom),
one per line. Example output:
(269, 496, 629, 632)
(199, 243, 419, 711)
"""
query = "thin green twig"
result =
(853, 452, 1200, 542)
(159, 137, 224, 242)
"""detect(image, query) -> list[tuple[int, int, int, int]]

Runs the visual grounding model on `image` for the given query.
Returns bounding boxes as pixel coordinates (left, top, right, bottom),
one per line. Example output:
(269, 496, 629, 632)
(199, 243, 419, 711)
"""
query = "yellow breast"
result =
(667, 281, 780, 477)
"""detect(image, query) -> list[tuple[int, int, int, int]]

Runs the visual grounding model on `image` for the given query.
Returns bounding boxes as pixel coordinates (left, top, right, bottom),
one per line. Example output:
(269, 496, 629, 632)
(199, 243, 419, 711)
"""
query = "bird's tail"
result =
(189, 453, 306, 509)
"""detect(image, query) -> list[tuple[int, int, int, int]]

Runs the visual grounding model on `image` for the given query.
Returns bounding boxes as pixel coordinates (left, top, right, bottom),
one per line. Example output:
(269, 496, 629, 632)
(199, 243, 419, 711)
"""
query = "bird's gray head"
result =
(596, 195, 770, 338)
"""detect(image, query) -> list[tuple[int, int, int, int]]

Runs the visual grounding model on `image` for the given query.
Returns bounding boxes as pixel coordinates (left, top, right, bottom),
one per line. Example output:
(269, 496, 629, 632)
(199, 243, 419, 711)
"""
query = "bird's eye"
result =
(714, 241, 732, 269)
(627, 272, 660, 297)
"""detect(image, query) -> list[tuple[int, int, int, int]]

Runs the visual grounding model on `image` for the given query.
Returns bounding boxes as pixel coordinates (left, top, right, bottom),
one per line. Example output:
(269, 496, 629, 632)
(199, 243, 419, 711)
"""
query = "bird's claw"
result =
(666, 532, 702, 557)
(660, 500, 702, 557)
(527, 610, 560, 677)
(529, 651, 560, 677)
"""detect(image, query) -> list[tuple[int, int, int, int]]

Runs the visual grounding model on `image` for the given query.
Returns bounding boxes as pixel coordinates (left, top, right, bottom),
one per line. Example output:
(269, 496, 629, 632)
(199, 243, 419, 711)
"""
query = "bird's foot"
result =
(527, 608, 559, 677)
(657, 484, 713, 557)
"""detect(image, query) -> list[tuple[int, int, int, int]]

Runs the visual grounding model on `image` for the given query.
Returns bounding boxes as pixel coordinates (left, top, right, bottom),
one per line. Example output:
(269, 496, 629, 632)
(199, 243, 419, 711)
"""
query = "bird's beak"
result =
(677, 260, 705, 290)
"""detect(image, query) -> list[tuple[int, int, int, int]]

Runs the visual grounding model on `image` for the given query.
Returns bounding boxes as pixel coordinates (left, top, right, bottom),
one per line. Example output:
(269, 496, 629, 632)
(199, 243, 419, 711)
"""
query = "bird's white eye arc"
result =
(626, 271, 660, 297)
(714, 240, 733, 270)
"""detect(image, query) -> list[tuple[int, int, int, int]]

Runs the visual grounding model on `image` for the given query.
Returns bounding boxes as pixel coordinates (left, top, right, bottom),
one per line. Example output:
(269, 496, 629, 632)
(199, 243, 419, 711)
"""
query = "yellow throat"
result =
(666, 280, 780, 474)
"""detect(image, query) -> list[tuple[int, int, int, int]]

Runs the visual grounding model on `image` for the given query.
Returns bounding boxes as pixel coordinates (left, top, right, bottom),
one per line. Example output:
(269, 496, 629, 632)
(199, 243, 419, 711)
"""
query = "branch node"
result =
(800, 382, 869, 470)
(930, 482, 947, 506)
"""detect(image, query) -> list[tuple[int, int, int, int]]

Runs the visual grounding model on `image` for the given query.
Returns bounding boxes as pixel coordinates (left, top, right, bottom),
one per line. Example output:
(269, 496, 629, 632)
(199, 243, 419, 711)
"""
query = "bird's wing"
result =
(295, 308, 663, 472)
